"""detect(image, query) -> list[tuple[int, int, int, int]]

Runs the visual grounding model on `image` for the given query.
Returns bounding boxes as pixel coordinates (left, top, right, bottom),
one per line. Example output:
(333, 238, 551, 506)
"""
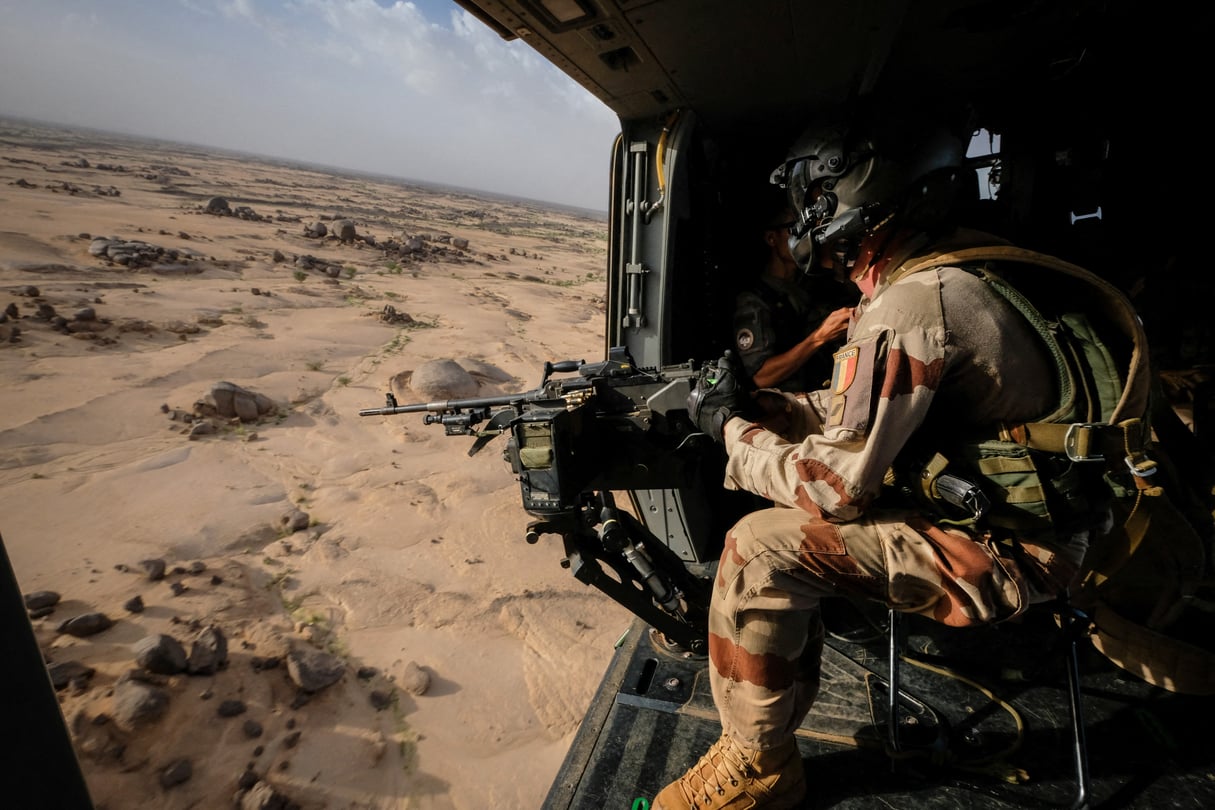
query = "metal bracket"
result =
(1069, 206, 1103, 225)
(1064, 423, 1104, 462)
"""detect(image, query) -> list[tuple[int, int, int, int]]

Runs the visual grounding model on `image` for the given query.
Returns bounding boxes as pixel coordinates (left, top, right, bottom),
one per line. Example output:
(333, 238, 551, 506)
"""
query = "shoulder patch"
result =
(831, 346, 859, 393)
(736, 328, 755, 351)
(826, 332, 886, 431)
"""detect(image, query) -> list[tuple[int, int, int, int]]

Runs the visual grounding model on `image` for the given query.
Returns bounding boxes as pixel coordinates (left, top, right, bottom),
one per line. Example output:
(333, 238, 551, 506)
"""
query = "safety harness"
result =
(891, 245, 1214, 695)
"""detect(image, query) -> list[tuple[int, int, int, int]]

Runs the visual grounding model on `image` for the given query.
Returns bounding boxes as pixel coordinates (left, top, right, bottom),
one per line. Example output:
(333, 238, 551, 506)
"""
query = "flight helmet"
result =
(770, 105, 972, 273)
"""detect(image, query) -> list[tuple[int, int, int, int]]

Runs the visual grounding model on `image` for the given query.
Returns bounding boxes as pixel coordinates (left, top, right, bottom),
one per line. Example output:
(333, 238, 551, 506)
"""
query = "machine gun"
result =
(360, 346, 716, 654)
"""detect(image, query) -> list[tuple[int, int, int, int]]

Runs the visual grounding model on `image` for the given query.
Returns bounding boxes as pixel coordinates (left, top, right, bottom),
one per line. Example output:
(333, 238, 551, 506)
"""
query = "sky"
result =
(0, 0, 621, 211)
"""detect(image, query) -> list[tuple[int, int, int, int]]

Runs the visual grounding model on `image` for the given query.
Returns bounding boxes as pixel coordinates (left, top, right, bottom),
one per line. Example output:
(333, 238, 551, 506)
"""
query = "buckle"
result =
(1063, 423, 1104, 463)
(1124, 453, 1158, 478)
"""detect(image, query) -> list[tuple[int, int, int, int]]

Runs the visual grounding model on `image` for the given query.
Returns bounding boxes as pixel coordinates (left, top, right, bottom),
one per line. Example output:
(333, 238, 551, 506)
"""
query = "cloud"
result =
(0, 0, 619, 210)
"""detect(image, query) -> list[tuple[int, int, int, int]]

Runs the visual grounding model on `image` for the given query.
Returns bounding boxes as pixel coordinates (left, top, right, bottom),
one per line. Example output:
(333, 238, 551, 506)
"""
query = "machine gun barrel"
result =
(358, 359, 595, 418)
(357, 390, 548, 418)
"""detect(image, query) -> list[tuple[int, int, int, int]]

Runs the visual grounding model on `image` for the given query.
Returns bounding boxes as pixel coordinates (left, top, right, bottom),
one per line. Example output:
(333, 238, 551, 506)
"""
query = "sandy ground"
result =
(0, 118, 636, 810)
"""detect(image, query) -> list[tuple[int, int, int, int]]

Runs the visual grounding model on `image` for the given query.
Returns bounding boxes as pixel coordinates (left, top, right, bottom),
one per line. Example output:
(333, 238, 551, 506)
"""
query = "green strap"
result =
(890, 244, 1150, 425)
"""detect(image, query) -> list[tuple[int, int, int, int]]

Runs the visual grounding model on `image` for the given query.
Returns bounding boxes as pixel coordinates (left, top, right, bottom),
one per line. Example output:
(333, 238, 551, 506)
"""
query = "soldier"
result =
(732, 191, 854, 392)
(656, 102, 1122, 809)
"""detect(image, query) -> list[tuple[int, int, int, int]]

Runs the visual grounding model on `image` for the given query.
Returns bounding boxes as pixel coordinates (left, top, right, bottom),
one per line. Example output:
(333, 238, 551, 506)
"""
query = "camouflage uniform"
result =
(711, 230, 1087, 750)
(733, 274, 856, 392)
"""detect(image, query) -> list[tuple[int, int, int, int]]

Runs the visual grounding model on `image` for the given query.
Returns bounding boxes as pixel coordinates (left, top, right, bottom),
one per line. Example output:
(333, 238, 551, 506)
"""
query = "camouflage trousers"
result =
(708, 505, 1078, 750)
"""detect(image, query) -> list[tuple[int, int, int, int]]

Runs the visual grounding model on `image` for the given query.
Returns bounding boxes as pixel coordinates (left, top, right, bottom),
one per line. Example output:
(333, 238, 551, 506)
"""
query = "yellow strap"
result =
(1081, 491, 1148, 589)
(975, 456, 1037, 475)
(998, 484, 1050, 506)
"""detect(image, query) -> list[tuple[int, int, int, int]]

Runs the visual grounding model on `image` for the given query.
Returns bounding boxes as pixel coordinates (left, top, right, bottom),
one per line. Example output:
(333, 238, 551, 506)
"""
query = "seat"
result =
(884, 591, 1092, 810)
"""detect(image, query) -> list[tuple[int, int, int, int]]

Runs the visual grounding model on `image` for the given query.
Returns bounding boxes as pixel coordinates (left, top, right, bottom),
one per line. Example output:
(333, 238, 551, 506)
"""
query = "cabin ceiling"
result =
(454, 0, 1113, 135)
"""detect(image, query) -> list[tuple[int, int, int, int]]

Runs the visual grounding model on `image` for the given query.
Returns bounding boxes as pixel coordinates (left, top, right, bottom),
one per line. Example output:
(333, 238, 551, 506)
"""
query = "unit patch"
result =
(736, 328, 755, 352)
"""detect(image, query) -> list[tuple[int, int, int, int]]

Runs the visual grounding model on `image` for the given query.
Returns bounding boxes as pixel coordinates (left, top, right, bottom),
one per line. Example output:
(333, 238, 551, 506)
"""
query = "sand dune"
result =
(0, 118, 634, 810)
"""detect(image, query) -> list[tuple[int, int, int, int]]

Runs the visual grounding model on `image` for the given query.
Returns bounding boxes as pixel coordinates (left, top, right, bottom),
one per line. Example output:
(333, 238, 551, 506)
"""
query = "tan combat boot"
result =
(652, 733, 806, 809)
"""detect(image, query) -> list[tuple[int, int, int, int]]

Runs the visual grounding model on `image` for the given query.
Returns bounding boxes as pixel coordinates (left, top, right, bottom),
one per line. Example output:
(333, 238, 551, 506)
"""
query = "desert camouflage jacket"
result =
(722, 229, 1057, 522)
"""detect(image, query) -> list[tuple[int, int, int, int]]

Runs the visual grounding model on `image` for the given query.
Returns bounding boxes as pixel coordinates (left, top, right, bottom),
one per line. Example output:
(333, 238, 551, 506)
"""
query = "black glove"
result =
(686, 351, 753, 442)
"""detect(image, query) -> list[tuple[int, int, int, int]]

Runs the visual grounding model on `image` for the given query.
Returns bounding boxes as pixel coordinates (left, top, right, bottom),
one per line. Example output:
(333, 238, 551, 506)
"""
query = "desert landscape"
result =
(0, 116, 638, 810)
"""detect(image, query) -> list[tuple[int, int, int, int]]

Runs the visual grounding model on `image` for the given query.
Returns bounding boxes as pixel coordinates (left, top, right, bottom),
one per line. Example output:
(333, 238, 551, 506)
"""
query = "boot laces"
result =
(677, 736, 755, 807)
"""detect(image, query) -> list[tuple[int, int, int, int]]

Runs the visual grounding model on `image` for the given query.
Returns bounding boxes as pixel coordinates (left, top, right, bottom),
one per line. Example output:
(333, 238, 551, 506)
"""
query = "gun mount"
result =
(360, 346, 717, 654)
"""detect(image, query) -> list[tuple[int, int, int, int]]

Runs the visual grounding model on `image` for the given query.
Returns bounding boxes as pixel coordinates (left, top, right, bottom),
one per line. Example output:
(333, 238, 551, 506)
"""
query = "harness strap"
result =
(999, 418, 1158, 485)
(893, 243, 1158, 488)
(889, 244, 1152, 426)
(892, 241, 1169, 609)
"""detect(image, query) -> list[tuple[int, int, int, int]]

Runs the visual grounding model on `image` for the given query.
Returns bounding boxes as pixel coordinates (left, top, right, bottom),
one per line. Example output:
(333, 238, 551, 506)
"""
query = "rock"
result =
(134, 633, 188, 674)
(71, 711, 124, 762)
(23, 590, 61, 610)
(457, 357, 515, 384)
(217, 699, 247, 717)
(409, 359, 479, 399)
(159, 758, 193, 789)
(210, 381, 276, 422)
(86, 237, 175, 269)
(209, 381, 239, 418)
(189, 421, 217, 439)
(280, 509, 310, 534)
(379, 304, 415, 325)
(206, 197, 231, 214)
(164, 320, 201, 335)
(239, 780, 294, 810)
(140, 558, 167, 581)
(399, 661, 431, 696)
(123, 594, 145, 613)
(112, 678, 170, 730)
(251, 655, 281, 672)
(57, 612, 113, 637)
(187, 625, 228, 675)
(233, 391, 260, 422)
(286, 648, 345, 693)
(336, 220, 357, 243)
(47, 661, 95, 690)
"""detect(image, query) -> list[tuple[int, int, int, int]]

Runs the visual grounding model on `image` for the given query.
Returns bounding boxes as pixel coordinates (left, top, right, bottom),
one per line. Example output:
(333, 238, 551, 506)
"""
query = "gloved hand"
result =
(686, 350, 753, 442)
